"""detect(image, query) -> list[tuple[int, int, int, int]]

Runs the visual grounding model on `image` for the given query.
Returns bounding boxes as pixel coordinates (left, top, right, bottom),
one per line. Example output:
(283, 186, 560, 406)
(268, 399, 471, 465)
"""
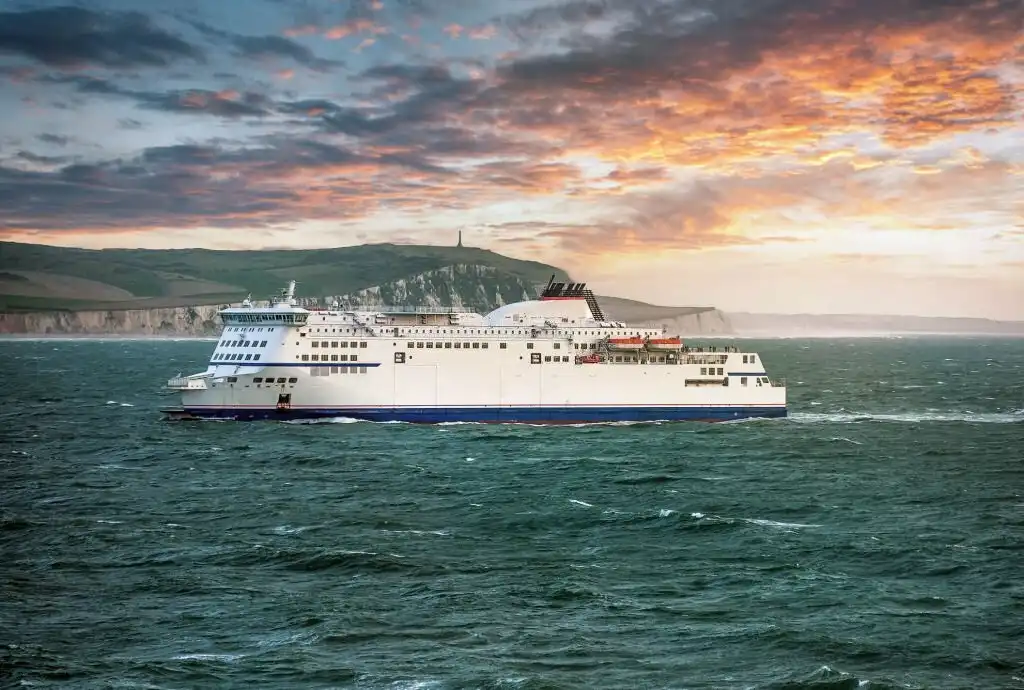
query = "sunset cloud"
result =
(0, 0, 1021, 317)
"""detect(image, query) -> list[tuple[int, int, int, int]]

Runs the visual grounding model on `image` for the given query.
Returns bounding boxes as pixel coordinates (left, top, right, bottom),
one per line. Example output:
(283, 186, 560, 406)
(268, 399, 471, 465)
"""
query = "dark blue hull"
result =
(173, 406, 788, 424)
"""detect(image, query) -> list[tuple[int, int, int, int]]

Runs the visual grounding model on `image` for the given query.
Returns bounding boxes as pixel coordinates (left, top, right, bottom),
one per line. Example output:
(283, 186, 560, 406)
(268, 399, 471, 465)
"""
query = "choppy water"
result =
(2, 337, 1023, 689)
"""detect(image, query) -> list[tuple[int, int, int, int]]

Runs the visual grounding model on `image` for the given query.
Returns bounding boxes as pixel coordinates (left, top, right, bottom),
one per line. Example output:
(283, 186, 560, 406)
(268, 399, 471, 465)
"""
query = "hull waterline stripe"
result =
(174, 405, 787, 424)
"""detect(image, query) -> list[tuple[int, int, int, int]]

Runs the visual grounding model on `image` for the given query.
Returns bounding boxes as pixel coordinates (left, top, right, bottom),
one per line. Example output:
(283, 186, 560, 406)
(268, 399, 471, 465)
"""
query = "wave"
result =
(790, 410, 1023, 424)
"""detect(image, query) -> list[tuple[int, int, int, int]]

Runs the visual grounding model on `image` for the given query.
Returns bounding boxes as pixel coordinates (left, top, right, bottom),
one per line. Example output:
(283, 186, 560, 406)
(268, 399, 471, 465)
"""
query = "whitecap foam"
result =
(791, 410, 1022, 424)
(282, 416, 361, 424)
(569, 499, 594, 508)
(745, 518, 821, 529)
(272, 525, 308, 535)
(171, 653, 245, 662)
(379, 529, 450, 537)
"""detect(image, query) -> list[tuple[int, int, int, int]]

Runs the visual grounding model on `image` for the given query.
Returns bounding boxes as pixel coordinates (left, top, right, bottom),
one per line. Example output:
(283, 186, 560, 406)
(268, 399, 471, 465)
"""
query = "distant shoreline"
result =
(2, 332, 1022, 341)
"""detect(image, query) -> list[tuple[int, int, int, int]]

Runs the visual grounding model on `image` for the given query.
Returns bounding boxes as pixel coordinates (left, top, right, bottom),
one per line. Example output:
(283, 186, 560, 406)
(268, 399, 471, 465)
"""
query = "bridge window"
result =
(700, 367, 707, 375)
(331, 341, 338, 348)
(454, 342, 461, 348)
(553, 343, 560, 349)
(260, 341, 267, 347)
(472, 343, 480, 349)
(750, 355, 757, 363)
(360, 342, 367, 348)
(350, 342, 357, 348)
(288, 377, 297, 383)
(312, 341, 319, 348)
(500, 343, 507, 349)
(301, 354, 309, 361)
(527, 343, 534, 349)
(544, 355, 551, 362)
(340, 355, 348, 361)
(482, 342, 488, 349)
(253, 354, 260, 361)
(444, 342, 452, 348)
(253, 377, 263, 383)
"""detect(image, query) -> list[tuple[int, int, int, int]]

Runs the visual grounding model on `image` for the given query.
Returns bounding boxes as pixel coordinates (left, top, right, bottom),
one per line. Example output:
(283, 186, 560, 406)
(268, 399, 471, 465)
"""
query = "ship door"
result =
(276, 393, 292, 411)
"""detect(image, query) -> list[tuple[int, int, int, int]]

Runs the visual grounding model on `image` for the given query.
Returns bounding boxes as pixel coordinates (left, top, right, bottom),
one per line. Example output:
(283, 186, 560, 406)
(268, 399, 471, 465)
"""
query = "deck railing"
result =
(336, 305, 476, 314)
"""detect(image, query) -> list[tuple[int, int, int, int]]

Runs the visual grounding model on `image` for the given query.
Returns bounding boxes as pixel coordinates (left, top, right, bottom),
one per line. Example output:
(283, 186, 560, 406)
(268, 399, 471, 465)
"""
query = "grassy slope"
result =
(0, 241, 569, 311)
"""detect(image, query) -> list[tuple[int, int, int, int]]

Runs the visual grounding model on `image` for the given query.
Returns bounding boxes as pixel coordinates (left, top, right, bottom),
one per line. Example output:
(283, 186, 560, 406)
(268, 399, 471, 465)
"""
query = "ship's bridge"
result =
(219, 307, 309, 326)
(218, 280, 310, 326)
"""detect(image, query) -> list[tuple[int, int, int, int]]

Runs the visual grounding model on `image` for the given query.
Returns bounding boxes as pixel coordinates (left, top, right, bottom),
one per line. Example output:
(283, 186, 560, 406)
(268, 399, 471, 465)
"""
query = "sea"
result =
(1, 337, 1022, 690)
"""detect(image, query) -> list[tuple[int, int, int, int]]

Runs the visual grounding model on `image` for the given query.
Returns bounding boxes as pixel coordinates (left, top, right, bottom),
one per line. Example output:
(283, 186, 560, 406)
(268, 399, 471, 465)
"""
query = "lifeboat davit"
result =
(606, 336, 645, 352)
(646, 336, 683, 352)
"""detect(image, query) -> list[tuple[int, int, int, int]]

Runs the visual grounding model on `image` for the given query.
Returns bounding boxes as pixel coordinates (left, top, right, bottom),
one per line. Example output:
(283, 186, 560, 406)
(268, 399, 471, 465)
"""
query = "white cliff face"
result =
(0, 305, 226, 336)
(329, 264, 533, 313)
(630, 309, 734, 336)
(0, 264, 734, 336)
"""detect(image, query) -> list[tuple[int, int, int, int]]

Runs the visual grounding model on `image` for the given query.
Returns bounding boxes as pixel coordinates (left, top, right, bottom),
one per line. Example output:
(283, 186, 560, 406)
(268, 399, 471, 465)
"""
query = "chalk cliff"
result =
(0, 305, 227, 336)
(0, 264, 734, 336)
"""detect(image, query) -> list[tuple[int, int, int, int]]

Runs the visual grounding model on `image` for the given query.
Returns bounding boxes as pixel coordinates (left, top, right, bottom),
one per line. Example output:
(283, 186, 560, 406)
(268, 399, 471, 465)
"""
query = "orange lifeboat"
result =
(576, 353, 602, 364)
(606, 336, 645, 352)
(646, 336, 683, 352)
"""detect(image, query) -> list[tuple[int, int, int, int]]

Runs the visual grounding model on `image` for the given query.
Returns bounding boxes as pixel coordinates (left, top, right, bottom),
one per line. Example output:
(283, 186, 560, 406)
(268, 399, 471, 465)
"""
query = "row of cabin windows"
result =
(397, 341, 612, 351)
(219, 339, 268, 348)
(226, 314, 303, 324)
(742, 354, 757, 364)
(226, 326, 278, 333)
(739, 377, 771, 386)
(701, 367, 725, 376)
(214, 353, 261, 362)
(311, 366, 367, 376)
(252, 377, 298, 384)
(301, 354, 358, 362)
(407, 341, 495, 349)
(312, 340, 368, 348)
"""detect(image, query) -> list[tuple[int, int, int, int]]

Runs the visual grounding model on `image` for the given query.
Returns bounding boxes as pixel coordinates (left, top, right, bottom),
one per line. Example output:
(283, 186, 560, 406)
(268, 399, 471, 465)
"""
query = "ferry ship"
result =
(164, 279, 786, 423)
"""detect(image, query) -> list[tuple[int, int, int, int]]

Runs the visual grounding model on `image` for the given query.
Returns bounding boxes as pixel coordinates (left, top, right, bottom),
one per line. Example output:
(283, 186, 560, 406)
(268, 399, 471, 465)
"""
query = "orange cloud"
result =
(468, 25, 497, 40)
(285, 19, 388, 40)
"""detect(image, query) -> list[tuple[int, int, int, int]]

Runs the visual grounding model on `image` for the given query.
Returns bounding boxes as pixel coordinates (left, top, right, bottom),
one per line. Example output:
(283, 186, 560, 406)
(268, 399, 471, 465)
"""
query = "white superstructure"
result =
(165, 279, 786, 423)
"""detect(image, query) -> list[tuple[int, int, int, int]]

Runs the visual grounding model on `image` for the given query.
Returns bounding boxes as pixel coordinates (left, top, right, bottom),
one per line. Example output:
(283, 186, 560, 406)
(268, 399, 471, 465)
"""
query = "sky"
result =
(0, 0, 1022, 318)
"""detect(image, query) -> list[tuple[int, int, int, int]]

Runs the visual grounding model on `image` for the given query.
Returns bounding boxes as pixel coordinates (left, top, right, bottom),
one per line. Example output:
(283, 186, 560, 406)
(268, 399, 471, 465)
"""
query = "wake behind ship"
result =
(164, 279, 786, 423)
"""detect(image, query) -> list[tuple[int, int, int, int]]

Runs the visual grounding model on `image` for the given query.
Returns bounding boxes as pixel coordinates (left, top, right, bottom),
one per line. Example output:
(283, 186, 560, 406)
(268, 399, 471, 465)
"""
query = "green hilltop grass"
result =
(0, 241, 570, 311)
